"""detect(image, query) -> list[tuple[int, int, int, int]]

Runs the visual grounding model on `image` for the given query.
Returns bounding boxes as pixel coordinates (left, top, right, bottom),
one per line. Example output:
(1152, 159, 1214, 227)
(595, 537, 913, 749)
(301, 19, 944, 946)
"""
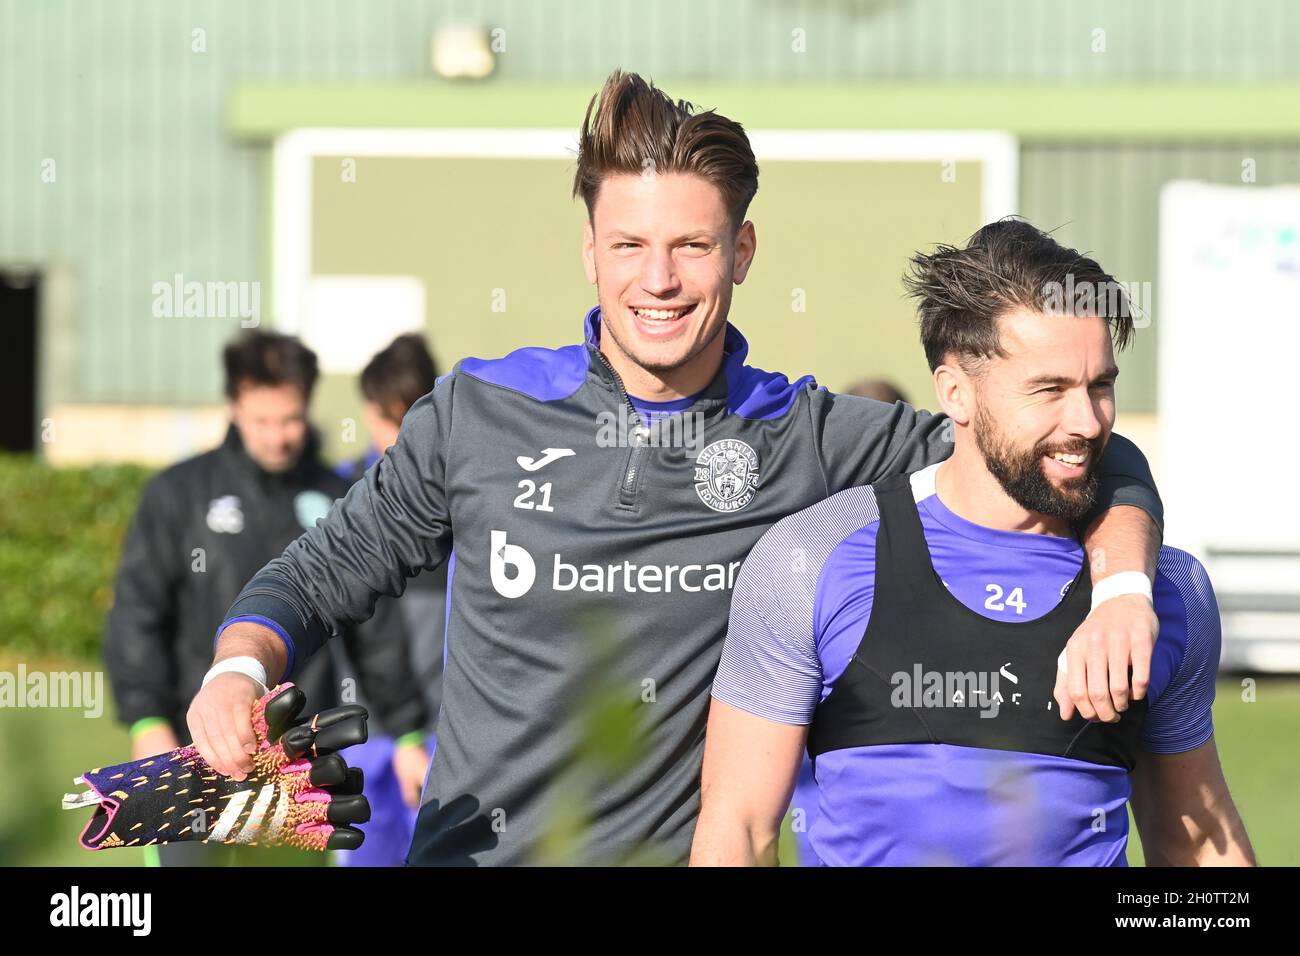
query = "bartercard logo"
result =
(487, 531, 742, 598)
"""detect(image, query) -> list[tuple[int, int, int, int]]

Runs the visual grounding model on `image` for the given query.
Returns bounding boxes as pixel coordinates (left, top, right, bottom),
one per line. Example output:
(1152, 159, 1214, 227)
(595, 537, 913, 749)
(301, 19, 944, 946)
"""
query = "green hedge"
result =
(0, 455, 153, 660)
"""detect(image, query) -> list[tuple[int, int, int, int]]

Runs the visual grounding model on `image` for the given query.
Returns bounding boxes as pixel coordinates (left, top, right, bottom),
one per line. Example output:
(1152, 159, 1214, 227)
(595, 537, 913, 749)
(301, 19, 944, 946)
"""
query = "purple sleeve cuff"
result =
(214, 615, 296, 682)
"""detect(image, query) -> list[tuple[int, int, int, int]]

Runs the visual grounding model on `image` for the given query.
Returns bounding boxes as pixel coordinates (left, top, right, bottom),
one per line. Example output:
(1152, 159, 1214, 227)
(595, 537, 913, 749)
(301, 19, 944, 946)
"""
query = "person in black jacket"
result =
(104, 331, 428, 866)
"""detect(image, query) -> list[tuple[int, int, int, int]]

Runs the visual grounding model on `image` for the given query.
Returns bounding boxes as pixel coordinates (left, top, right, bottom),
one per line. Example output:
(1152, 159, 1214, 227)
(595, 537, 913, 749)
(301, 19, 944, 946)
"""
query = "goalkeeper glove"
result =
(64, 683, 370, 851)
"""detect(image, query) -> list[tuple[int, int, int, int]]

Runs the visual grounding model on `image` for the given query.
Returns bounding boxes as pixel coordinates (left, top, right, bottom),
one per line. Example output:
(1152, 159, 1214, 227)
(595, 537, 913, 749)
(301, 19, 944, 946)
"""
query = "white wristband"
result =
(202, 657, 269, 695)
(1090, 571, 1153, 612)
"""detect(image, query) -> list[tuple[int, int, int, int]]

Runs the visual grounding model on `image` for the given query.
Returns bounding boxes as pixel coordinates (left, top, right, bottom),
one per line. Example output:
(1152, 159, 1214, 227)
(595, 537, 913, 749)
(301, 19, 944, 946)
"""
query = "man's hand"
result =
(1055, 593, 1156, 723)
(187, 672, 261, 780)
(1069, 502, 1162, 723)
(392, 742, 430, 809)
(189, 619, 289, 779)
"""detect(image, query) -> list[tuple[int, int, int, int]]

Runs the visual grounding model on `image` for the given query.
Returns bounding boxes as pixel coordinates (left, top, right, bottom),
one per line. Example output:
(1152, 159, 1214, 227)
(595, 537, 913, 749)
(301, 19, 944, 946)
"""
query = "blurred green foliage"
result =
(0, 454, 153, 659)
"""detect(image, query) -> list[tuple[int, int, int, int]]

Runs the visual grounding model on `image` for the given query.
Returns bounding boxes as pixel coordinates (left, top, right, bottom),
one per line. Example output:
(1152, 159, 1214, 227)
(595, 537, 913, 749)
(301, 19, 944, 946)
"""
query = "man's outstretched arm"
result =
(1129, 552, 1251, 865)
(690, 699, 806, 866)
(694, 514, 824, 865)
(1062, 500, 1161, 722)
(1062, 431, 1164, 722)
(189, 375, 458, 779)
(224, 376, 458, 663)
(1130, 738, 1256, 866)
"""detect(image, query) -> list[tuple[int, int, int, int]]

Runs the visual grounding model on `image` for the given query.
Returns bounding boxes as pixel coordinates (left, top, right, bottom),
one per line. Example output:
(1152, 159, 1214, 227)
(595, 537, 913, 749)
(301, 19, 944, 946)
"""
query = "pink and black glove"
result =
(63, 683, 370, 851)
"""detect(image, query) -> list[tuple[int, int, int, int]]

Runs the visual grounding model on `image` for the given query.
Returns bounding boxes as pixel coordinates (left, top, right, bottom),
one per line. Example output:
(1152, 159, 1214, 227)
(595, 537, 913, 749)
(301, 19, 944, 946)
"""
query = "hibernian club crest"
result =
(694, 439, 760, 513)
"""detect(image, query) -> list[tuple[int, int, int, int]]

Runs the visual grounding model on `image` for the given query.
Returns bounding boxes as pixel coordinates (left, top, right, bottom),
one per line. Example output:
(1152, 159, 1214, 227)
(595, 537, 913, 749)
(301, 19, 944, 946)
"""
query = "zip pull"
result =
(594, 349, 650, 507)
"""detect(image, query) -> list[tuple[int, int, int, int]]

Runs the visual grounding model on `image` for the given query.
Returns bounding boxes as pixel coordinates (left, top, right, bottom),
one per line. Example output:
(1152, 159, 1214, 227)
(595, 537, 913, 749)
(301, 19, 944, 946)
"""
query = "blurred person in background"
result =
(331, 332, 446, 867)
(104, 331, 428, 866)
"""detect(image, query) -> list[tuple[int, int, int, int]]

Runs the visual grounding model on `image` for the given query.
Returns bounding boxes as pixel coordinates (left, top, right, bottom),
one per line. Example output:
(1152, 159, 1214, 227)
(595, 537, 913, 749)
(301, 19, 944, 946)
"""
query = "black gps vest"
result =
(807, 473, 1148, 770)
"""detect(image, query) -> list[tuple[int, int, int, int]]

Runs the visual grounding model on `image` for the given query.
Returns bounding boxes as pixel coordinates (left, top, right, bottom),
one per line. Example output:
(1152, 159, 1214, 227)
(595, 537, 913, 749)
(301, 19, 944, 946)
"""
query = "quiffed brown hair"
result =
(904, 218, 1136, 373)
(572, 70, 759, 228)
(360, 333, 440, 424)
(223, 331, 319, 400)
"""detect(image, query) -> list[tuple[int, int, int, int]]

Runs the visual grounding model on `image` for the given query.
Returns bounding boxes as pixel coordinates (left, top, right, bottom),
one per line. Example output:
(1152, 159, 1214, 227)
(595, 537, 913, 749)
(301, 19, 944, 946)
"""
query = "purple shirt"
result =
(713, 464, 1219, 866)
(627, 391, 703, 424)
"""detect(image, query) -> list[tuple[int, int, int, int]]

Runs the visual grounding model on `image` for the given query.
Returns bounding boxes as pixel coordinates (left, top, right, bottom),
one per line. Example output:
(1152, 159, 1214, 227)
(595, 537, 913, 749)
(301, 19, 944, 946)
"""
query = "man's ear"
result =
(582, 218, 597, 285)
(732, 220, 757, 285)
(933, 361, 974, 426)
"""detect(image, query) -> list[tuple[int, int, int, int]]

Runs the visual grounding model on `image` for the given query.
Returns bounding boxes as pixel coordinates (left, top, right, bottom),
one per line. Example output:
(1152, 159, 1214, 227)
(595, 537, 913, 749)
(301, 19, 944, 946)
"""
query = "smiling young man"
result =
(691, 221, 1255, 867)
(187, 72, 1167, 866)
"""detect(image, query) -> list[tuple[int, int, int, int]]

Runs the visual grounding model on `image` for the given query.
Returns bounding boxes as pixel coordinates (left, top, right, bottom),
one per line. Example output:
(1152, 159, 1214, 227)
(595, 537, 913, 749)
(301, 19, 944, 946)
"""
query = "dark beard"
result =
(974, 405, 1101, 524)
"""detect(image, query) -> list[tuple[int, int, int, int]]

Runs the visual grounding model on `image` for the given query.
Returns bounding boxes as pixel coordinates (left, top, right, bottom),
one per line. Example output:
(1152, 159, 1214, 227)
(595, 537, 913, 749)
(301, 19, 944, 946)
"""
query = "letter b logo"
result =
(490, 530, 535, 598)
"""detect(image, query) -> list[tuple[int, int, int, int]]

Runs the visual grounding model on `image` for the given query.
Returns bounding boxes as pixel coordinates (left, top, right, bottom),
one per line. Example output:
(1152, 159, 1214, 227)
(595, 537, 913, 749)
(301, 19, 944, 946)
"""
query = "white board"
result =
(299, 275, 426, 374)
(1158, 181, 1300, 558)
